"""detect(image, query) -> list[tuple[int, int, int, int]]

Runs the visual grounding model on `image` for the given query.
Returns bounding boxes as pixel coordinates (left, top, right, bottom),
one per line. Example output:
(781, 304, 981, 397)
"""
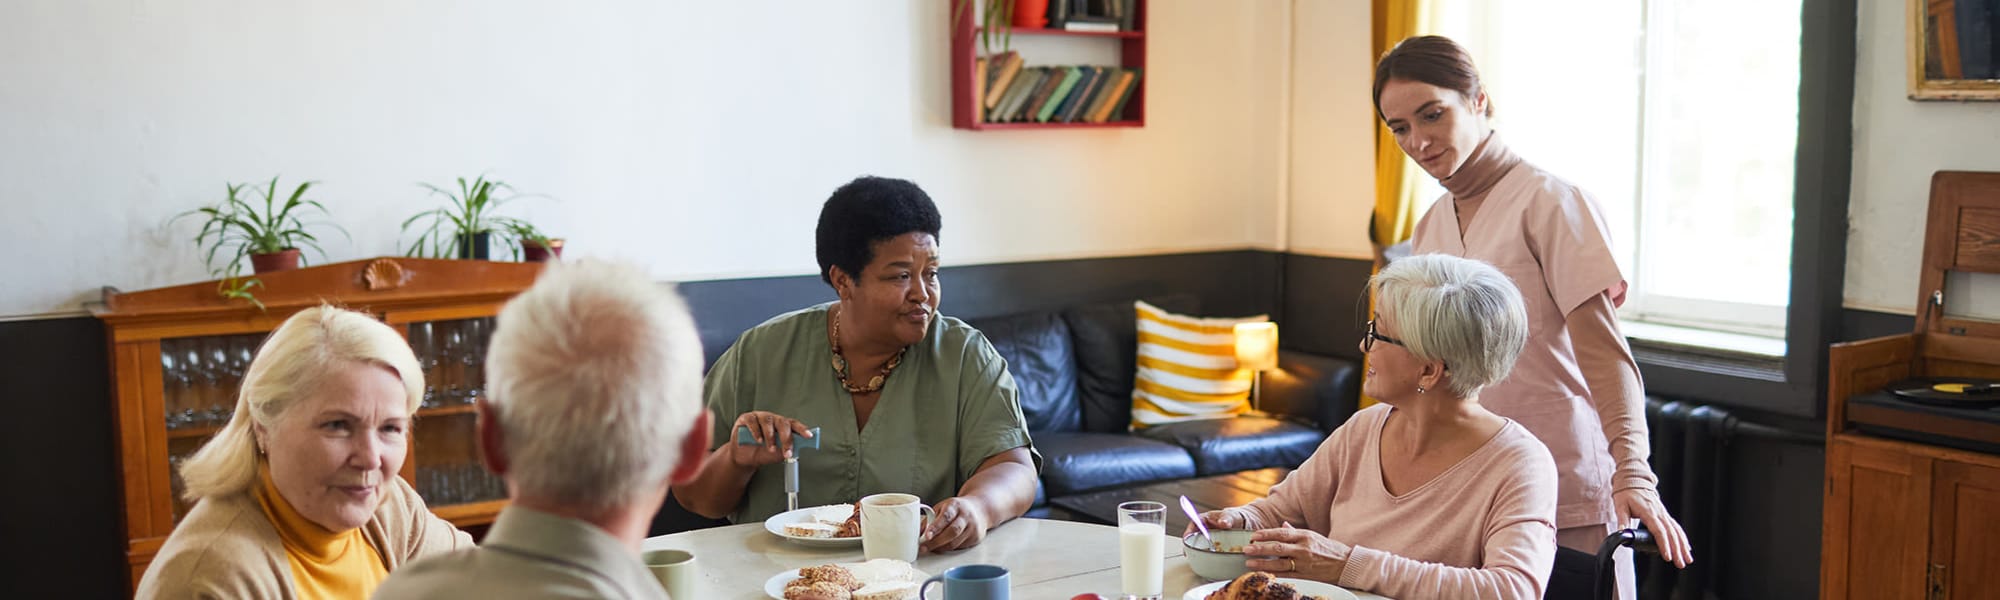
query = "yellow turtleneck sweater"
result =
(255, 469, 390, 599)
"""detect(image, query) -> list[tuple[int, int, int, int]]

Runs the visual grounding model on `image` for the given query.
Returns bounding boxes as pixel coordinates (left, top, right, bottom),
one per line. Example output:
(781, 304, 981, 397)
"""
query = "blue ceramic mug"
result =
(920, 564, 1010, 600)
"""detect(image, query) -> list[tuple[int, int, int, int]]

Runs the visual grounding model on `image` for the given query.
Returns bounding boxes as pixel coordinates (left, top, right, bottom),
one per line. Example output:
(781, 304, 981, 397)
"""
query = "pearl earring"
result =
(1416, 385, 1426, 394)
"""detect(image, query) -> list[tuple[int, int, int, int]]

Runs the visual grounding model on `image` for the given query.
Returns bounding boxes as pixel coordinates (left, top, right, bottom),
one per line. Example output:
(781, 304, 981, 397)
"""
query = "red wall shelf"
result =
(951, 0, 1148, 130)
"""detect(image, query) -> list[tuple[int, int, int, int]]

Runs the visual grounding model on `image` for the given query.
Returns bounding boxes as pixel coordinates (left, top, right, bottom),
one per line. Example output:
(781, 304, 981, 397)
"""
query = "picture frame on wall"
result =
(1908, 0, 2000, 100)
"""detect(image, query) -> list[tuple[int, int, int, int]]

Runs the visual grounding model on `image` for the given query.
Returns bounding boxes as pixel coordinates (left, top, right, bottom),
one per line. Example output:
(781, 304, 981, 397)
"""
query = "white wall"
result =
(1284, 0, 1377, 259)
(0, 0, 1366, 319)
(1848, 0, 2000, 315)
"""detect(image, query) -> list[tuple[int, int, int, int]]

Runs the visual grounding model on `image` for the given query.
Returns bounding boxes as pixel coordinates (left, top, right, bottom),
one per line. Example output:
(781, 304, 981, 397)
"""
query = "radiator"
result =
(1640, 398, 1824, 600)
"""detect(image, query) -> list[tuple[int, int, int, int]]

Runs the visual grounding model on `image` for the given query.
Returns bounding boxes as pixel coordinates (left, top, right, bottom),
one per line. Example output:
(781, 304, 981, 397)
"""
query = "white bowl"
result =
(1182, 529, 1258, 581)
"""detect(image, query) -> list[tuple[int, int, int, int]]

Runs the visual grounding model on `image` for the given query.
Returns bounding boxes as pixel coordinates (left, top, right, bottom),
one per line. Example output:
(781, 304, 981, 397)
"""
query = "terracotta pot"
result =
(1012, 0, 1050, 28)
(249, 248, 301, 274)
(521, 238, 565, 263)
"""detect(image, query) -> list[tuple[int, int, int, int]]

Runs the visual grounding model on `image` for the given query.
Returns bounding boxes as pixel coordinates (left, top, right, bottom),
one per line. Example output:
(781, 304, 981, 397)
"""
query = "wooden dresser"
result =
(1822, 171, 2000, 600)
(94, 257, 543, 590)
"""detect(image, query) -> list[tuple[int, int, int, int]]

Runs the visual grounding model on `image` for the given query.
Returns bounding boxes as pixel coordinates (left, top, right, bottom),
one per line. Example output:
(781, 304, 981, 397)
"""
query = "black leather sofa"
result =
(966, 295, 1362, 509)
(651, 295, 1362, 534)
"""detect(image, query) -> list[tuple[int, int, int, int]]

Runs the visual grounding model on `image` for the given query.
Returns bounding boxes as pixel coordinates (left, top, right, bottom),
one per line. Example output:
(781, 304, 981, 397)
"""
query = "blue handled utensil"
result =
(735, 425, 820, 512)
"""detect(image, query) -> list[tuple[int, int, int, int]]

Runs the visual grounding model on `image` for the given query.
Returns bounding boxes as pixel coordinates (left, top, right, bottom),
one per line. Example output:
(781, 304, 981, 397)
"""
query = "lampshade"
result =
(1234, 322, 1279, 372)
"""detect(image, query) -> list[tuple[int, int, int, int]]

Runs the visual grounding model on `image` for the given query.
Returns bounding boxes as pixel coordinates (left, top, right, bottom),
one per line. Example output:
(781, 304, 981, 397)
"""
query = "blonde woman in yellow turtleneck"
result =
(1373, 36, 1694, 599)
(137, 306, 471, 599)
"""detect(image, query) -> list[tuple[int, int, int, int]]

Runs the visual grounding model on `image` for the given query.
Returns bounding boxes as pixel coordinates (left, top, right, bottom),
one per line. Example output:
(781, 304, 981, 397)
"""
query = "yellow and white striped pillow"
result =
(1130, 301, 1268, 429)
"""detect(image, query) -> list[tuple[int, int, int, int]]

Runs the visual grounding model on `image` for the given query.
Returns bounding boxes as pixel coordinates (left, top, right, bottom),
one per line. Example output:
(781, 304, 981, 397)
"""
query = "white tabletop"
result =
(642, 518, 1389, 600)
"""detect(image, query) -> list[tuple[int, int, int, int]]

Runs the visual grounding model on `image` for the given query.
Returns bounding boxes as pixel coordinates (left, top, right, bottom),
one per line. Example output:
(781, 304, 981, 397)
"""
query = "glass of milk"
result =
(1118, 501, 1166, 599)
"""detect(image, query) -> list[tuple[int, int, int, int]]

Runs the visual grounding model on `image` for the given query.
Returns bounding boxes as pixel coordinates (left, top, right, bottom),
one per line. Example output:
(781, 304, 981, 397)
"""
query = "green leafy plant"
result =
(173, 177, 343, 308)
(954, 0, 1015, 54)
(401, 175, 537, 259)
(503, 220, 556, 251)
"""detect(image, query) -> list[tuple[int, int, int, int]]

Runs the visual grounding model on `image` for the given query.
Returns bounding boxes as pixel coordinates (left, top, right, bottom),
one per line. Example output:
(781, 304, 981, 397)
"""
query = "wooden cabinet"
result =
(1824, 436, 2000, 600)
(1931, 458, 2000, 600)
(94, 258, 543, 590)
(1823, 171, 2000, 600)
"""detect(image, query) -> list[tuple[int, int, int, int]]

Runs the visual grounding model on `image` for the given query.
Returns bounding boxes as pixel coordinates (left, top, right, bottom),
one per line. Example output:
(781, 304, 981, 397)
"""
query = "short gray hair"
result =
(485, 259, 705, 512)
(1370, 254, 1529, 398)
(179, 306, 424, 501)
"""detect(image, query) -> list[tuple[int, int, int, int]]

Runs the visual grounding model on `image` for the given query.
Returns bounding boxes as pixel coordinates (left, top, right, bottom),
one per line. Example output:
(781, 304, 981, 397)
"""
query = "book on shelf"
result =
(1055, 66, 1106, 123)
(1034, 66, 1084, 122)
(1017, 66, 1069, 122)
(1083, 68, 1131, 123)
(1047, 0, 1070, 28)
(1024, 66, 1072, 122)
(1062, 17, 1120, 33)
(973, 57, 987, 123)
(1107, 68, 1144, 121)
(992, 67, 1046, 122)
(982, 51, 1022, 110)
(1117, 0, 1135, 32)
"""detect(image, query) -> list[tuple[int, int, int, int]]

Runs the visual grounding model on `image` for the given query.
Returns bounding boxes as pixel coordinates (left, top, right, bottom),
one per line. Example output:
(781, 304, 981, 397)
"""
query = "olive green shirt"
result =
(705, 302, 1039, 523)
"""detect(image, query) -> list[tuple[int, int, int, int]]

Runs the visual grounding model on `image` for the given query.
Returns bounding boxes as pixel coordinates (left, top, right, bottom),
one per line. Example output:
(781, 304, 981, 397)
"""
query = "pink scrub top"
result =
(1412, 164, 1625, 529)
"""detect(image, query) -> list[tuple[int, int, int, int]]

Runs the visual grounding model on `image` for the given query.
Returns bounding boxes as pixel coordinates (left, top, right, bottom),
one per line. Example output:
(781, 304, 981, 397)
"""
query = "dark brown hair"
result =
(1372, 35, 1492, 121)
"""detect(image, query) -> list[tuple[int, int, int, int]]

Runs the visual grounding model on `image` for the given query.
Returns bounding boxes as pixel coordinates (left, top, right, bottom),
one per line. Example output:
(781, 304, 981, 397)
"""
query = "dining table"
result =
(641, 518, 1391, 600)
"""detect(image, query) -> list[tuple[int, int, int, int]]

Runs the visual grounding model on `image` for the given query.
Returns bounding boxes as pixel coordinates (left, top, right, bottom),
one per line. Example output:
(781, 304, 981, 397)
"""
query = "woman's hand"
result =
(921, 495, 990, 553)
(1183, 509, 1243, 537)
(1245, 524, 1351, 585)
(726, 411, 813, 468)
(1614, 487, 1693, 568)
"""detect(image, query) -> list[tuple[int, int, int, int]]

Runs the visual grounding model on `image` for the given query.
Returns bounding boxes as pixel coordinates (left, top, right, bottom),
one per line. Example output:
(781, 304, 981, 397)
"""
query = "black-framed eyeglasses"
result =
(1362, 319, 1405, 353)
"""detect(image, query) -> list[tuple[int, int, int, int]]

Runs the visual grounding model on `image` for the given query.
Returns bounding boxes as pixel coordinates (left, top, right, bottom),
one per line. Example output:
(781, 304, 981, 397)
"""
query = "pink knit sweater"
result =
(1229, 404, 1558, 600)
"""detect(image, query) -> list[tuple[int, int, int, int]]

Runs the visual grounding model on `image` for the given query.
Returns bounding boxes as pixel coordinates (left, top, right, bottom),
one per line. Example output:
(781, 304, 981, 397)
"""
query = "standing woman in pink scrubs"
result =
(1371, 35, 1693, 596)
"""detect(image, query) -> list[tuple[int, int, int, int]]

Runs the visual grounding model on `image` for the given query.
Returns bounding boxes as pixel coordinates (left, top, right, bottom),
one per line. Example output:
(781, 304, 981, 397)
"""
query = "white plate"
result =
(763, 564, 931, 599)
(1182, 576, 1360, 600)
(763, 504, 863, 547)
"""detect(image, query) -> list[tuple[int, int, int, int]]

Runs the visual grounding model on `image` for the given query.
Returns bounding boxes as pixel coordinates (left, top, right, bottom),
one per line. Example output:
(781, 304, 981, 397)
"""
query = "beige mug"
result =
(859, 492, 936, 562)
(642, 548, 696, 599)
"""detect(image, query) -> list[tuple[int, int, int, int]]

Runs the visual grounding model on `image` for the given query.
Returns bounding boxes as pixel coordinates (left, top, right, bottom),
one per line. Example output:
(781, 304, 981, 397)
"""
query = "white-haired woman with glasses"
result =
(137, 306, 470, 600)
(1192, 254, 1558, 600)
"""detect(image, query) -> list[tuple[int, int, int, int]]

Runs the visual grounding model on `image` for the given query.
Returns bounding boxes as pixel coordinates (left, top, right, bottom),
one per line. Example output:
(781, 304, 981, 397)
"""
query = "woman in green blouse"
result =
(674, 176, 1040, 552)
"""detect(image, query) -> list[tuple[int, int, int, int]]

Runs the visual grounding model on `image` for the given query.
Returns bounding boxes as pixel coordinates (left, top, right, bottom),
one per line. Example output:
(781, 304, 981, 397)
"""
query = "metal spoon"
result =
(1179, 495, 1212, 547)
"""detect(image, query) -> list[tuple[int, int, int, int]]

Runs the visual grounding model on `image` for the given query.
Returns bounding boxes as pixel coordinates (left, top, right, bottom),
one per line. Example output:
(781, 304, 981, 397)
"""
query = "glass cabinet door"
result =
(404, 316, 507, 508)
(158, 332, 264, 522)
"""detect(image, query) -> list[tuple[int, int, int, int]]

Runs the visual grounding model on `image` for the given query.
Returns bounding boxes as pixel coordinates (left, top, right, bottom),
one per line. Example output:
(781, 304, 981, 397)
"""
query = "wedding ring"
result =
(1287, 558, 1298, 571)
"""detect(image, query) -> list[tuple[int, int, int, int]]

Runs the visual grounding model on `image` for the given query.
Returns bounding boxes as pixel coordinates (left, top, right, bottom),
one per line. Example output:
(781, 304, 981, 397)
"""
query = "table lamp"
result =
(1234, 322, 1279, 412)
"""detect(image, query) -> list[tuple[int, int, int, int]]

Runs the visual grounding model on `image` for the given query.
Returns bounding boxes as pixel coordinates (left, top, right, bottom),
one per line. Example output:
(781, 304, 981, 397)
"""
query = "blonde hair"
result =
(1370, 254, 1529, 398)
(485, 259, 705, 512)
(178, 306, 424, 501)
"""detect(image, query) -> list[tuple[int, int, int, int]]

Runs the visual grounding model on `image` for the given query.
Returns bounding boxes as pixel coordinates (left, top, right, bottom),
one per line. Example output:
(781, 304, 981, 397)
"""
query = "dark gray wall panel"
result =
(0, 317, 125, 598)
(679, 251, 1283, 367)
(1278, 254, 1373, 362)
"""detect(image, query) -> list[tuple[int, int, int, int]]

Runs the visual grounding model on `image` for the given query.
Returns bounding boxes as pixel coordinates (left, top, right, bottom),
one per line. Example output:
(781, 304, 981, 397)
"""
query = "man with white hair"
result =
(376, 260, 711, 600)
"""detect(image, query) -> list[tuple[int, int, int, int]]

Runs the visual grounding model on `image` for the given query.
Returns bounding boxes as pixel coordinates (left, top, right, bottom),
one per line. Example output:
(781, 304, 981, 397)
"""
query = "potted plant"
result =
(174, 177, 342, 307)
(505, 221, 564, 263)
(402, 175, 540, 260)
(955, 0, 1017, 54)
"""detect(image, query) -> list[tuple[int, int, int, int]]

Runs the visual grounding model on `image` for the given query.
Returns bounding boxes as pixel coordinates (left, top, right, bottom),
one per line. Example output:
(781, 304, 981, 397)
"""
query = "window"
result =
(1425, 0, 1802, 341)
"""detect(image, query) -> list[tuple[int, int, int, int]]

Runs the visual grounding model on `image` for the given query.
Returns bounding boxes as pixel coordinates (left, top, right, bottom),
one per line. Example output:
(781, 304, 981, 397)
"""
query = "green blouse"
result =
(704, 302, 1040, 523)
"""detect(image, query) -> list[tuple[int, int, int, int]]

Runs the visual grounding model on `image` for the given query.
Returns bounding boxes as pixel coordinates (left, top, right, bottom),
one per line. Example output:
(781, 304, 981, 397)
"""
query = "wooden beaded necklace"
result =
(829, 306, 905, 394)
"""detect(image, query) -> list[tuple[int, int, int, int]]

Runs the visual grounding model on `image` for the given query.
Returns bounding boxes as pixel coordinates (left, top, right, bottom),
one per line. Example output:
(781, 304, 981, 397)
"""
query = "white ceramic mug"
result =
(641, 548, 696, 600)
(859, 492, 935, 562)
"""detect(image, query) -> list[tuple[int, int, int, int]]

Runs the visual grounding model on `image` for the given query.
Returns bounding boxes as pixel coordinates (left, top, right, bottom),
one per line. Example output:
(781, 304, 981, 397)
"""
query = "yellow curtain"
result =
(1362, 0, 1431, 409)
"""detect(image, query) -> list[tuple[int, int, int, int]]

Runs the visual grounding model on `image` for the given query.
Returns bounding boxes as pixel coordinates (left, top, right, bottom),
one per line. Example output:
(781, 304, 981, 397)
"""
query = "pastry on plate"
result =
(783, 521, 842, 539)
(796, 564, 864, 590)
(845, 558, 916, 584)
(851, 580, 916, 600)
(1204, 571, 1327, 600)
(783, 580, 854, 600)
